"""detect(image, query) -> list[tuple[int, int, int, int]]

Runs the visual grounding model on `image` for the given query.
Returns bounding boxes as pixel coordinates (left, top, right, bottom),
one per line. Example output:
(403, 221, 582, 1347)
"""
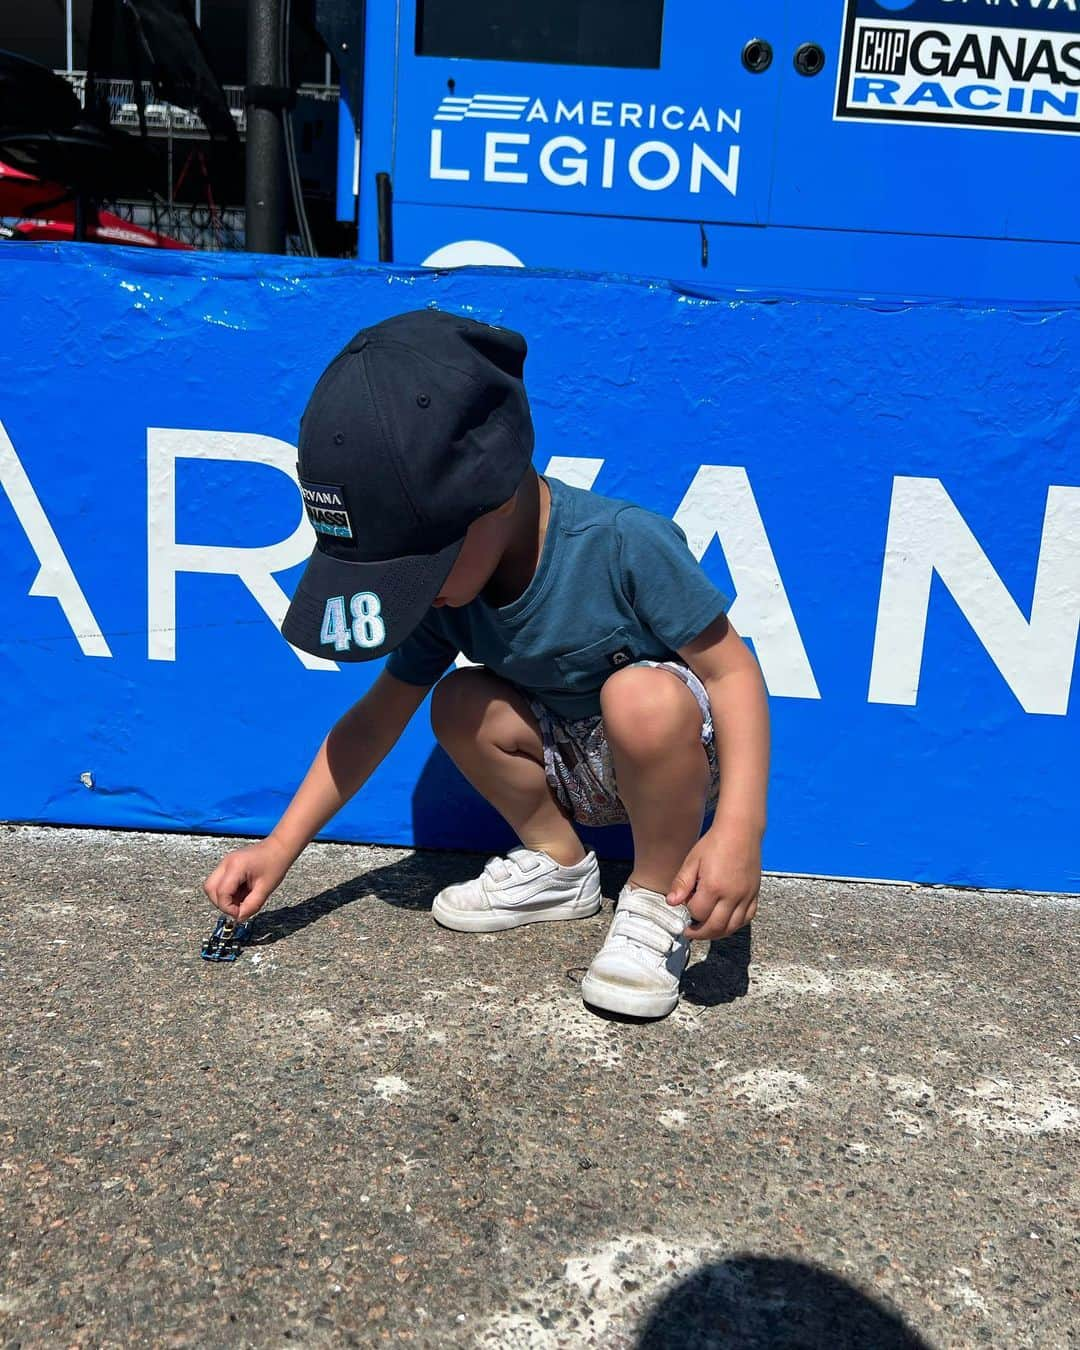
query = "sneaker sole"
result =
(579, 971, 680, 1019)
(431, 889, 602, 933)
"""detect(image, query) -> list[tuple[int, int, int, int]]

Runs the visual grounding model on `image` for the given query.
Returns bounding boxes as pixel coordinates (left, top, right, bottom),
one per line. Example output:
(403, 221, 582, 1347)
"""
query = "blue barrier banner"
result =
(1, 243, 1077, 892)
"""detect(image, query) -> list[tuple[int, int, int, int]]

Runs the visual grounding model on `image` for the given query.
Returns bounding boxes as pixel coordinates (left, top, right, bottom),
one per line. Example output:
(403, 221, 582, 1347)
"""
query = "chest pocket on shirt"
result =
(553, 626, 636, 689)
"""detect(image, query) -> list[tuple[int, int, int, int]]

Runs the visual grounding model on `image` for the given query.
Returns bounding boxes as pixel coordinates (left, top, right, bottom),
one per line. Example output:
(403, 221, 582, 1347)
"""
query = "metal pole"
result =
(245, 0, 286, 254)
(376, 172, 393, 262)
(66, 0, 73, 72)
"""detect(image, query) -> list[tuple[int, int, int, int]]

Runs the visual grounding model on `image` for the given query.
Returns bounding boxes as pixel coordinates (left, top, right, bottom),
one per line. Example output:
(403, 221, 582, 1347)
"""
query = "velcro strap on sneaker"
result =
(484, 857, 511, 882)
(507, 849, 545, 873)
(618, 893, 689, 937)
(612, 913, 675, 955)
(484, 850, 547, 884)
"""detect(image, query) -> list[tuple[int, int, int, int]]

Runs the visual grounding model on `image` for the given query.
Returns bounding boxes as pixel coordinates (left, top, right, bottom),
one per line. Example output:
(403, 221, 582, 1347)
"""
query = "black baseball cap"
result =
(282, 308, 534, 661)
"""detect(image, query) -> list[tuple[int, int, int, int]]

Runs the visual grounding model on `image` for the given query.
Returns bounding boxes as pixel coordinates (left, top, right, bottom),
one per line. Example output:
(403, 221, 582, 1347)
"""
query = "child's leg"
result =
(430, 667, 588, 867)
(599, 666, 712, 894)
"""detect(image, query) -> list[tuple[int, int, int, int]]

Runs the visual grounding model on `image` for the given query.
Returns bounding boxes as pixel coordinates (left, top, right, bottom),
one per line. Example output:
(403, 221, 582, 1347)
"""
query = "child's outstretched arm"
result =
(202, 670, 434, 922)
(666, 614, 770, 940)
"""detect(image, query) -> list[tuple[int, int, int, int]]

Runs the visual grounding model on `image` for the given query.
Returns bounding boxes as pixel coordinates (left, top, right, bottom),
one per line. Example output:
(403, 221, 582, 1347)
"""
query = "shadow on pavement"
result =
(636, 1255, 934, 1349)
(683, 925, 753, 1007)
(251, 850, 485, 945)
(250, 744, 759, 980)
(253, 840, 756, 1012)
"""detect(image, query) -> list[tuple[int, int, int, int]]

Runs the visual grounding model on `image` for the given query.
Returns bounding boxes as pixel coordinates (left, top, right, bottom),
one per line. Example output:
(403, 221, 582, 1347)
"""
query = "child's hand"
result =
(666, 823, 761, 940)
(203, 837, 293, 922)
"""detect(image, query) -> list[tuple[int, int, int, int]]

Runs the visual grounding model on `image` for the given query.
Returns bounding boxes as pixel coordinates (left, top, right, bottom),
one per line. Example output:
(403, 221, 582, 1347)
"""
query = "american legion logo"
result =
(427, 90, 742, 197)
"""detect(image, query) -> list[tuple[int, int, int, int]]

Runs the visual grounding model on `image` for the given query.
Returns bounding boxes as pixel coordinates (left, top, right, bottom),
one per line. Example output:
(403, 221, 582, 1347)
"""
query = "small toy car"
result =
(200, 915, 254, 962)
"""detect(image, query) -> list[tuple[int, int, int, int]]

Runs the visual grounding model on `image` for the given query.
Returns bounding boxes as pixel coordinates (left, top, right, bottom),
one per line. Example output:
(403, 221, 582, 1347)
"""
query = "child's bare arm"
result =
(667, 614, 770, 938)
(203, 669, 434, 919)
(683, 614, 770, 837)
(269, 669, 434, 861)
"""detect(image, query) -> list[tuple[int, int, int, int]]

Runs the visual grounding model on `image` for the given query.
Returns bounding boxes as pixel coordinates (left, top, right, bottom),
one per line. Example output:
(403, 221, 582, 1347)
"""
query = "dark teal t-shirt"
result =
(385, 474, 729, 720)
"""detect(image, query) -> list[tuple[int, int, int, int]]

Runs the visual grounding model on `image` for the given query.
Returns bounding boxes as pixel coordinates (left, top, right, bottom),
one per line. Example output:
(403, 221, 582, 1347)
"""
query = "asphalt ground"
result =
(1, 824, 1077, 1349)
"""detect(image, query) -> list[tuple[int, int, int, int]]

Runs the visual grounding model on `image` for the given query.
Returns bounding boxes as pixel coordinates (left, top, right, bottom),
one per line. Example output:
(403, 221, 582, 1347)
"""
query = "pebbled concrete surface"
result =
(0, 824, 1077, 1350)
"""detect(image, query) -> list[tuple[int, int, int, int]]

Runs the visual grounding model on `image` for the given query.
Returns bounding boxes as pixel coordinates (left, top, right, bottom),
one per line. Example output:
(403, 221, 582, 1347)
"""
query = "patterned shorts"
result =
(524, 660, 721, 829)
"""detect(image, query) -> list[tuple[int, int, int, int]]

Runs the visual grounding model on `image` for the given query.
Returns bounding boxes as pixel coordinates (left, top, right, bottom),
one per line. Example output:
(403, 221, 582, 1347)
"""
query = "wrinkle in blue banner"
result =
(0, 244, 1077, 892)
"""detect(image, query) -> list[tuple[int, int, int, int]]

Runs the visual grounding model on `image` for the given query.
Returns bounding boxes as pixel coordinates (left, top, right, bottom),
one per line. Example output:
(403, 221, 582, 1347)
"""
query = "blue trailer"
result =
(336, 0, 1080, 302)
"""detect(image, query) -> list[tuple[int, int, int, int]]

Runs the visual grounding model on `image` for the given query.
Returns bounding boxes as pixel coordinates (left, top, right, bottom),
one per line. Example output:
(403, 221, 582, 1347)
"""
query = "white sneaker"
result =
(580, 882, 691, 1018)
(431, 847, 602, 933)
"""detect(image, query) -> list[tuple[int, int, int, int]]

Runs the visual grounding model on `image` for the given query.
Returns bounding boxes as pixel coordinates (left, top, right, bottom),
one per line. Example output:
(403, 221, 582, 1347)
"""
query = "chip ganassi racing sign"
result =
(836, 0, 1080, 134)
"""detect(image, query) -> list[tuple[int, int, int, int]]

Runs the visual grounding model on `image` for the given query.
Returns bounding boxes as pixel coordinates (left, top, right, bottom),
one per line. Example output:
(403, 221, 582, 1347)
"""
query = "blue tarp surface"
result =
(1, 244, 1077, 891)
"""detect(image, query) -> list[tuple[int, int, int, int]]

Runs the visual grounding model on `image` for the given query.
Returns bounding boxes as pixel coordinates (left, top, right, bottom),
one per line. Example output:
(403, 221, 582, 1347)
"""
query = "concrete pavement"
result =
(1, 824, 1076, 1348)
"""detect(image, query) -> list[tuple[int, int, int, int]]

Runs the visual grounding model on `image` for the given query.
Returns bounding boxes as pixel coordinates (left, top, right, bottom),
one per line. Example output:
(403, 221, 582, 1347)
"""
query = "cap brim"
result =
(281, 535, 464, 662)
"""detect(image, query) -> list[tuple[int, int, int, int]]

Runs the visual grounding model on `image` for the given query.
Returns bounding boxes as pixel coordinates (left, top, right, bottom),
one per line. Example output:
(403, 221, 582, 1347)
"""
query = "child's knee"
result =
(429, 666, 522, 746)
(600, 667, 701, 757)
(430, 667, 489, 737)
